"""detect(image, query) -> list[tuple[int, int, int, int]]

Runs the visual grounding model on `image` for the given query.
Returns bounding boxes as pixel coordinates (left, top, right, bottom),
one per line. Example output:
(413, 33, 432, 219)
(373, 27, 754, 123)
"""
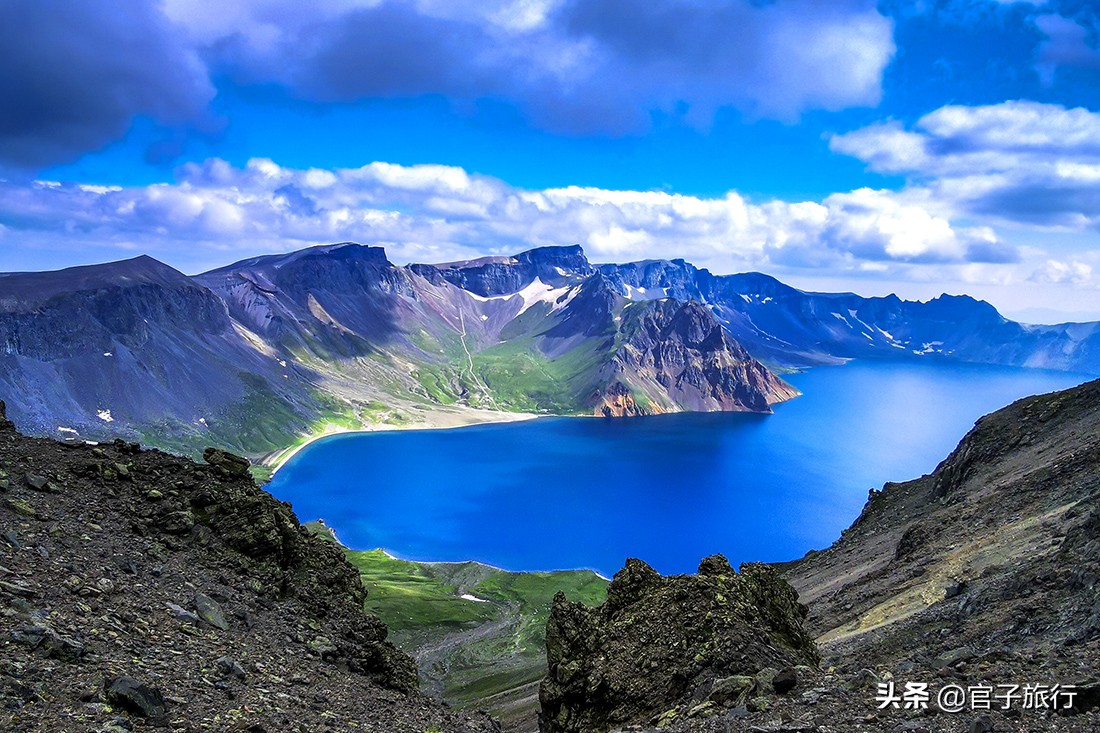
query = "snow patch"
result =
(459, 594, 491, 603)
(462, 278, 574, 314)
(625, 284, 668, 302)
(515, 278, 573, 314)
(57, 427, 78, 435)
(97, 410, 114, 423)
(480, 314, 488, 321)
(103, 352, 113, 357)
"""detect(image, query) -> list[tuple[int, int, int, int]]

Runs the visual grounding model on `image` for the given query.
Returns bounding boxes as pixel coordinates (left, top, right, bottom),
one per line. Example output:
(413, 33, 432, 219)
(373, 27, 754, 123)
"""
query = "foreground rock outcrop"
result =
(0, 400, 498, 732)
(539, 556, 819, 733)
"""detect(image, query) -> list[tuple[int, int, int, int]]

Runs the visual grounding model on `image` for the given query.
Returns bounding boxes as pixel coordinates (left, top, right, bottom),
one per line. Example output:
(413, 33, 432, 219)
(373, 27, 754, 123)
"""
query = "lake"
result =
(266, 360, 1094, 577)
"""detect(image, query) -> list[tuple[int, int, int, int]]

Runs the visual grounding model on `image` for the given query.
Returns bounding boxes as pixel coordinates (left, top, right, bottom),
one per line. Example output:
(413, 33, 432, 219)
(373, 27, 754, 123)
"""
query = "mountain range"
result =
(1, 242, 1097, 459)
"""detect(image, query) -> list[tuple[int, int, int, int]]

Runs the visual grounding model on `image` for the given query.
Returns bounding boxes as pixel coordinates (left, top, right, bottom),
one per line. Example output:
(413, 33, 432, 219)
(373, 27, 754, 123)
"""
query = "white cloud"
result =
(831, 101, 1100, 230)
(0, 158, 1028, 283)
(1029, 259, 1095, 285)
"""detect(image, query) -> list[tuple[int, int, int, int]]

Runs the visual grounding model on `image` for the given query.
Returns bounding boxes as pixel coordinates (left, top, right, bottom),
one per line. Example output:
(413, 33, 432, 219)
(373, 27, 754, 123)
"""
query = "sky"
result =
(2, 1, 1100, 321)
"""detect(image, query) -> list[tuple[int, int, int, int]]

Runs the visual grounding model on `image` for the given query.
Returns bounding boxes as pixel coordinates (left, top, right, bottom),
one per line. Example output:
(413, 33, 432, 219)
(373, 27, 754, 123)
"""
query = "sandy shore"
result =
(260, 407, 543, 476)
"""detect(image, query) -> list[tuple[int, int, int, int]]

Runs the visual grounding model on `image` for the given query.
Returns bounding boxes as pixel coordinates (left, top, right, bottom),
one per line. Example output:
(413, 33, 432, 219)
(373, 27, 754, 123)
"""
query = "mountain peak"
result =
(515, 244, 588, 265)
(411, 244, 593, 297)
(0, 255, 194, 310)
(200, 242, 390, 279)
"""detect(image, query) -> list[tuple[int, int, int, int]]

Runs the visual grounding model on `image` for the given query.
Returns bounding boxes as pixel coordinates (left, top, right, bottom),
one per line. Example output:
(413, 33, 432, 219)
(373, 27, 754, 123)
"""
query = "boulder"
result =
(202, 447, 252, 478)
(105, 676, 167, 719)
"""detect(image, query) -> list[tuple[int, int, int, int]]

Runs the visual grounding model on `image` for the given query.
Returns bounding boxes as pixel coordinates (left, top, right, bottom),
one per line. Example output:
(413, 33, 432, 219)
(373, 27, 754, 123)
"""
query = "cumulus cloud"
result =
(0, 0, 214, 168)
(831, 100, 1100, 229)
(762, 189, 1019, 267)
(1, 158, 1016, 280)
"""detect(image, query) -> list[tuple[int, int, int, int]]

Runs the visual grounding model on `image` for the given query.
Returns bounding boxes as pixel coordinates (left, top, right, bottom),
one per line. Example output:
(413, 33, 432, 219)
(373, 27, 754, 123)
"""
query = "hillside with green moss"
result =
(305, 522, 608, 732)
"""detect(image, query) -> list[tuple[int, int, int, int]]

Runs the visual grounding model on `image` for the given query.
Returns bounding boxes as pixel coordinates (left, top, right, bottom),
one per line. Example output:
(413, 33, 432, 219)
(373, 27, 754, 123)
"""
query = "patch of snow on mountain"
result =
(516, 278, 572, 314)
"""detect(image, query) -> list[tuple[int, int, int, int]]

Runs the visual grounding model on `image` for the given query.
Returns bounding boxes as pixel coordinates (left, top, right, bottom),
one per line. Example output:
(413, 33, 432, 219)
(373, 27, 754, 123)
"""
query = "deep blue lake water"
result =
(267, 361, 1093, 577)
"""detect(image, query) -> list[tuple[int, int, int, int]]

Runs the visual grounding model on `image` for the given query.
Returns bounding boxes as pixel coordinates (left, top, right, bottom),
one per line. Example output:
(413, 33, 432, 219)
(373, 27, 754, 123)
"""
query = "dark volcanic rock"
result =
(194, 592, 230, 630)
(203, 446, 251, 477)
(539, 555, 818, 733)
(773, 666, 798, 694)
(0, 400, 498, 733)
(105, 676, 167, 719)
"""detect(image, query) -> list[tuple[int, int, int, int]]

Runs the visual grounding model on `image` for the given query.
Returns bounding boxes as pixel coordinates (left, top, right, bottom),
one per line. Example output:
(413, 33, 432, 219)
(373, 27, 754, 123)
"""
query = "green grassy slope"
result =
(304, 522, 608, 731)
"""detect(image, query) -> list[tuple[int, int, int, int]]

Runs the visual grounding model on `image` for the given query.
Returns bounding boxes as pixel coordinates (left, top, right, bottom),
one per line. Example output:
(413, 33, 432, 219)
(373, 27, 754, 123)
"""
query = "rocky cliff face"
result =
(602, 259, 1100, 373)
(592, 299, 800, 416)
(773, 378, 1100, 732)
(198, 242, 415, 354)
(0, 400, 498, 732)
(539, 556, 819, 733)
(787, 379, 1100, 664)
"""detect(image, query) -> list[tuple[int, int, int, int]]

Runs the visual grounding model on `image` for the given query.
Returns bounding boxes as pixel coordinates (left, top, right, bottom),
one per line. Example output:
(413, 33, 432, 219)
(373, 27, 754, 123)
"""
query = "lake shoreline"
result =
(261, 407, 548, 477)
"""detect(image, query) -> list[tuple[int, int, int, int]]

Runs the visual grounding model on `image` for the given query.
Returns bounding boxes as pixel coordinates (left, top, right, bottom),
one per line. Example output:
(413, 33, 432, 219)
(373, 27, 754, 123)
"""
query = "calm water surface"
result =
(267, 361, 1093, 576)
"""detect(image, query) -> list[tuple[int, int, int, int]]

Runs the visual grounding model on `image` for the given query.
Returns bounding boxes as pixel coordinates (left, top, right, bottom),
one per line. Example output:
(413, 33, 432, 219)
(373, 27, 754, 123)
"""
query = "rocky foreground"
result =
(0, 400, 497, 732)
(538, 379, 1100, 733)
(540, 557, 819, 732)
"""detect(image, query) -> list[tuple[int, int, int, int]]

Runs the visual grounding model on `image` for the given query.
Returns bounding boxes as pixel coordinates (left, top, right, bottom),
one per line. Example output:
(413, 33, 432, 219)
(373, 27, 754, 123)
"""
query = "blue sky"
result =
(2, 0, 1100, 320)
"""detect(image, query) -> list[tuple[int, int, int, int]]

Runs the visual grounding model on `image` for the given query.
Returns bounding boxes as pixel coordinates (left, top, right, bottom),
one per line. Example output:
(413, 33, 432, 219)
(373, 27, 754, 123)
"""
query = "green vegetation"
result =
(220, 371, 312, 452)
(471, 337, 608, 414)
(343, 549, 498, 630)
(304, 522, 609, 729)
(413, 365, 461, 406)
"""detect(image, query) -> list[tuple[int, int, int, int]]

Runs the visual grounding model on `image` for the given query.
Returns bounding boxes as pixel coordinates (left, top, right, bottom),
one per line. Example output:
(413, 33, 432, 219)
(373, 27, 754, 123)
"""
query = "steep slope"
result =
(0, 401, 499, 732)
(593, 298, 799, 416)
(0, 256, 317, 456)
(469, 273, 798, 416)
(786, 378, 1100, 676)
(197, 242, 417, 357)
